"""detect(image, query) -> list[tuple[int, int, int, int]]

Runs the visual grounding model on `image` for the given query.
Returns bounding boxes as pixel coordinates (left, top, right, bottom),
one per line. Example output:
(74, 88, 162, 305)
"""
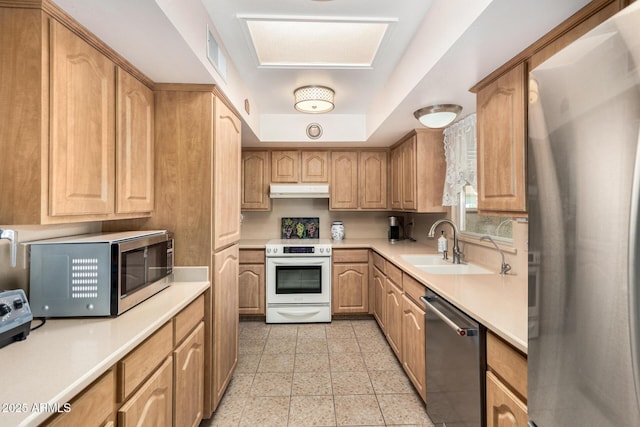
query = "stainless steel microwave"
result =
(28, 231, 173, 317)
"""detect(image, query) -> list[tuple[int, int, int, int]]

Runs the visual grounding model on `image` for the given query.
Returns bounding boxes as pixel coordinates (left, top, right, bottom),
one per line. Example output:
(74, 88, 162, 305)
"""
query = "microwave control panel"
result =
(0, 289, 33, 349)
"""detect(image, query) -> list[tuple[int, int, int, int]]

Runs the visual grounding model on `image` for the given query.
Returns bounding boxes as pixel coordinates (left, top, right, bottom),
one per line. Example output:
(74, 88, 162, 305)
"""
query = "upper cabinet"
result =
(0, 4, 153, 224)
(390, 130, 446, 213)
(241, 151, 270, 211)
(475, 62, 527, 215)
(271, 151, 299, 183)
(301, 151, 329, 183)
(330, 151, 388, 210)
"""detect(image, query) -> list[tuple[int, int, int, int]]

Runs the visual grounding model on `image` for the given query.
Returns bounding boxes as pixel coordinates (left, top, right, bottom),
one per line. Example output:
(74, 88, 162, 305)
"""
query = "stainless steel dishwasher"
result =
(421, 289, 486, 427)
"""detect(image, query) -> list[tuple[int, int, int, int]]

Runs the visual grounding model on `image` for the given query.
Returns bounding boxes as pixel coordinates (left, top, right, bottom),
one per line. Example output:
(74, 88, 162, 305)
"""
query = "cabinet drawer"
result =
(118, 322, 173, 401)
(487, 331, 527, 400)
(372, 252, 386, 273)
(402, 273, 426, 308)
(333, 249, 369, 263)
(174, 295, 205, 346)
(386, 262, 403, 289)
(240, 249, 265, 264)
(44, 369, 115, 427)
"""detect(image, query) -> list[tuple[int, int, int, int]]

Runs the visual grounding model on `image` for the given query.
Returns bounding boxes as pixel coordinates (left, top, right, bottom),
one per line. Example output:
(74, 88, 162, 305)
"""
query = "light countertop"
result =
(0, 267, 209, 427)
(240, 238, 527, 353)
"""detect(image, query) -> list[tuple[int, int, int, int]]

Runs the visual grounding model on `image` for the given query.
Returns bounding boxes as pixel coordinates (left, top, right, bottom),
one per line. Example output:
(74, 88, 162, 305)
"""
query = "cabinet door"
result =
(372, 266, 386, 331)
(271, 151, 299, 182)
(301, 151, 329, 183)
(359, 151, 387, 209)
(239, 264, 265, 315)
(486, 371, 528, 427)
(402, 295, 426, 402)
(49, 19, 115, 216)
(332, 263, 369, 314)
(401, 138, 417, 210)
(118, 357, 173, 427)
(330, 151, 359, 209)
(174, 322, 205, 427)
(213, 96, 241, 250)
(476, 62, 527, 214)
(390, 146, 402, 210)
(116, 68, 154, 214)
(385, 278, 403, 358)
(241, 151, 270, 210)
(212, 244, 239, 410)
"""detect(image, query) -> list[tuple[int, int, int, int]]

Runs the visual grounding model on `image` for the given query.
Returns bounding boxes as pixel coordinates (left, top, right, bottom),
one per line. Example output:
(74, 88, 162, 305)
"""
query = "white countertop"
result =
(0, 268, 209, 427)
(241, 238, 527, 354)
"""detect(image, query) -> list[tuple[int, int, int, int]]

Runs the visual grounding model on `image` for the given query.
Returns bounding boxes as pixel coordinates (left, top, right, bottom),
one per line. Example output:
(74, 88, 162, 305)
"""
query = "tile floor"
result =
(202, 319, 435, 427)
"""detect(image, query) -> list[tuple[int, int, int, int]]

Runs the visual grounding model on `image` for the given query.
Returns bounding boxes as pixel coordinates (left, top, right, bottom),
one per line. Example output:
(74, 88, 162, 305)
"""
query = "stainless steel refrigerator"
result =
(528, 3, 640, 426)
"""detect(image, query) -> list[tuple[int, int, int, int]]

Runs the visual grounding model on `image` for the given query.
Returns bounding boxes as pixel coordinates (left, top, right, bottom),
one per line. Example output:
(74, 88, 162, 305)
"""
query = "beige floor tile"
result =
(295, 353, 330, 372)
(351, 320, 383, 338)
(292, 371, 333, 396)
(250, 372, 293, 396)
(239, 396, 290, 427)
(334, 394, 385, 426)
(357, 334, 392, 353)
(239, 338, 266, 355)
(263, 337, 297, 354)
(236, 353, 261, 374)
(226, 373, 254, 396)
(325, 322, 356, 339)
(328, 338, 361, 353)
(289, 395, 336, 427)
(206, 392, 247, 426)
(331, 371, 374, 395)
(297, 323, 327, 339)
(369, 370, 415, 394)
(362, 350, 402, 372)
(268, 324, 299, 339)
(296, 337, 328, 354)
(329, 352, 367, 372)
(239, 322, 271, 340)
(376, 393, 431, 425)
(258, 353, 296, 373)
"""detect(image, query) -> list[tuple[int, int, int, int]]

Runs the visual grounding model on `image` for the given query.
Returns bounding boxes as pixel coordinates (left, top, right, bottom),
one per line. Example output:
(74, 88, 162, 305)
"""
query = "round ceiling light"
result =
(413, 104, 462, 128)
(294, 85, 335, 114)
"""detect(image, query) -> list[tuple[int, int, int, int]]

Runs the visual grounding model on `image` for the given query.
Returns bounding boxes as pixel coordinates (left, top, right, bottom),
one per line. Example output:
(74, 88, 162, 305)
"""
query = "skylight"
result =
(242, 17, 391, 68)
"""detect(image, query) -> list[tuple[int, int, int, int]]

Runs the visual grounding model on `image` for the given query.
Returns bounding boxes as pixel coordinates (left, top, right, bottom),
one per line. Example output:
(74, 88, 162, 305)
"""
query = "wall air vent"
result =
(207, 27, 227, 81)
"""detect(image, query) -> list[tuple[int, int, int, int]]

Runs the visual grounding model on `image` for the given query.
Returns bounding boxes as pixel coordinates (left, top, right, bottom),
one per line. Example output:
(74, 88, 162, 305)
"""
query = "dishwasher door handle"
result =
(421, 296, 478, 337)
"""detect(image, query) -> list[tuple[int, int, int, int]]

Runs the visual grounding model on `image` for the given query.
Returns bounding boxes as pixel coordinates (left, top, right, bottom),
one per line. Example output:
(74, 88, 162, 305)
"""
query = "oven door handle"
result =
(421, 296, 478, 337)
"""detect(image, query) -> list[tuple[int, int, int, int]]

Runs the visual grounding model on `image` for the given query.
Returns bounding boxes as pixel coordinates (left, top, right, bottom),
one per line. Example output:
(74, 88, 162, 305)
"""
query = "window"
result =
(457, 184, 512, 240)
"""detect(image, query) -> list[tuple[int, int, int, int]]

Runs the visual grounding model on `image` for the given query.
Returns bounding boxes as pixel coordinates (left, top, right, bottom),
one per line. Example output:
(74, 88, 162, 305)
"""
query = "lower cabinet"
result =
(332, 249, 369, 314)
(385, 276, 403, 358)
(239, 249, 266, 316)
(486, 331, 528, 427)
(401, 276, 427, 402)
(42, 294, 205, 427)
(372, 265, 386, 330)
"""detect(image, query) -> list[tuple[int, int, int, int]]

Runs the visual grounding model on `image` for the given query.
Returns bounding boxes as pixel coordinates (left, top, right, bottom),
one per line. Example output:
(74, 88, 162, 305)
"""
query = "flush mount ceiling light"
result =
(413, 104, 463, 128)
(294, 85, 335, 114)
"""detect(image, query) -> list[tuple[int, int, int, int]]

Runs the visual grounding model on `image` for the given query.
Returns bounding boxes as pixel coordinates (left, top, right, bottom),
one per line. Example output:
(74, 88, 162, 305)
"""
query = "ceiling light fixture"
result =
(294, 85, 335, 114)
(413, 104, 462, 128)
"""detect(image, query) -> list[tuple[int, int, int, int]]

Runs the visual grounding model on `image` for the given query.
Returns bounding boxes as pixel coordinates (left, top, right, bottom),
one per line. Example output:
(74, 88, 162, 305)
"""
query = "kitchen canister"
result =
(331, 221, 345, 241)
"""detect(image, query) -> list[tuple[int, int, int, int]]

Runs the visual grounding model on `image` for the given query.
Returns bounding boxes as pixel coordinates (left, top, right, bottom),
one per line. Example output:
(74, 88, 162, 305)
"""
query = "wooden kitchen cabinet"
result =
(239, 249, 266, 316)
(385, 267, 403, 358)
(241, 151, 271, 210)
(174, 322, 205, 427)
(332, 249, 369, 314)
(372, 264, 387, 331)
(330, 150, 388, 210)
(301, 151, 329, 182)
(390, 130, 446, 212)
(118, 357, 173, 427)
(401, 274, 427, 402)
(486, 331, 528, 427)
(271, 151, 300, 182)
(0, 4, 154, 224)
(475, 63, 527, 215)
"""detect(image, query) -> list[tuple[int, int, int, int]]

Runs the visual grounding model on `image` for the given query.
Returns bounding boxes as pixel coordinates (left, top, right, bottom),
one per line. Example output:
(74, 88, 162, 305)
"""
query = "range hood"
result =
(269, 183, 330, 198)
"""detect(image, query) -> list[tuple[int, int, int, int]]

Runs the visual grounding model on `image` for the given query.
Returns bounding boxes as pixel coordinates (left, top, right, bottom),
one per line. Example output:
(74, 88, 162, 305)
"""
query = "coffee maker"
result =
(388, 216, 403, 243)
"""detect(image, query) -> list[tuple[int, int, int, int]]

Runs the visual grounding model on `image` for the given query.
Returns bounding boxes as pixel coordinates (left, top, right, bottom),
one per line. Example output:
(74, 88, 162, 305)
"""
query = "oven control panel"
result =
(265, 240, 332, 257)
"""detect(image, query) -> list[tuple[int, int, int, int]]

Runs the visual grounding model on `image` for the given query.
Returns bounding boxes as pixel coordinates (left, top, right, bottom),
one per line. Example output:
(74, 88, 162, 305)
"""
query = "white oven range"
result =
(265, 239, 332, 323)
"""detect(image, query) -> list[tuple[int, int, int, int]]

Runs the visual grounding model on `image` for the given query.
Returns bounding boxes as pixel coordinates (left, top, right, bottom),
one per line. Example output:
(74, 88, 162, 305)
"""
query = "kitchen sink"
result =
(417, 263, 494, 275)
(400, 254, 494, 275)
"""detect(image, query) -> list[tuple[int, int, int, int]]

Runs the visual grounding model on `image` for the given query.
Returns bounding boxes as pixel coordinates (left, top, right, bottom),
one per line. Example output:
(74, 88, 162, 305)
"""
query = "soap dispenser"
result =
(437, 231, 448, 260)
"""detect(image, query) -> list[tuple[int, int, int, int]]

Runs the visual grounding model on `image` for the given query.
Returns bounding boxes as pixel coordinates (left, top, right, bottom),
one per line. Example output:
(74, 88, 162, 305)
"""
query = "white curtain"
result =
(442, 114, 477, 206)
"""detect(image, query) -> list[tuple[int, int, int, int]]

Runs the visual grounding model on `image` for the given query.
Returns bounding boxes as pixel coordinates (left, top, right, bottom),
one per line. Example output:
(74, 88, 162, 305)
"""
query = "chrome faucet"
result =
(480, 235, 511, 275)
(0, 228, 17, 268)
(428, 219, 463, 264)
